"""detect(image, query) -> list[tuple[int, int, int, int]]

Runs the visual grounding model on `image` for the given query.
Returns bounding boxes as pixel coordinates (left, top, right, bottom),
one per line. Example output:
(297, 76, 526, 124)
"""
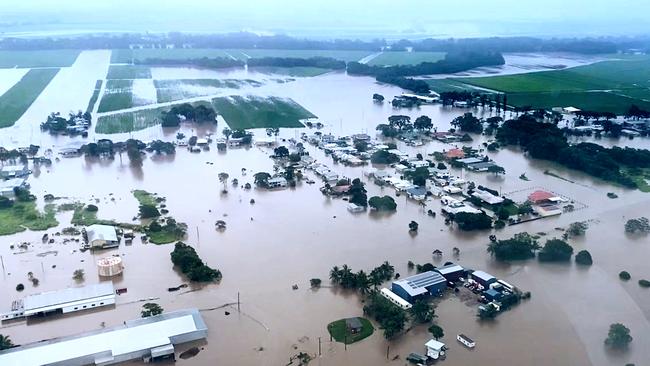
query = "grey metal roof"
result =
(86, 224, 118, 243)
(436, 264, 464, 275)
(23, 283, 115, 312)
(0, 309, 207, 365)
(345, 317, 363, 329)
(393, 271, 446, 297)
(471, 270, 496, 282)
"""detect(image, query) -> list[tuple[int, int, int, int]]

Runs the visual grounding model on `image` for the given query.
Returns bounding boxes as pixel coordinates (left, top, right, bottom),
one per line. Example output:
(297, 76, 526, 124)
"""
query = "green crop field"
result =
(154, 79, 263, 103)
(505, 91, 650, 114)
(0, 68, 59, 128)
(212, 95, 315, 129)
(86, 80, 103, 113)
(96, 107, 164, 134)
(249, 66, 332, 77)
(368, 51, 446, 66)
(97, 79, 134, 112)
(106, 65, 152, 79)
(111, 48, 371, 63)
(0, 50, 80, 68)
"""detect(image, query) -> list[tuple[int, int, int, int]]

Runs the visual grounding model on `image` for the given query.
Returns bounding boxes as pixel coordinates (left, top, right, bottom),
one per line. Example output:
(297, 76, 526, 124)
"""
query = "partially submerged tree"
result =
(0, 334, 14, 350)
(428, 324, 444, 340)
(605, 323, 632, 349)
(625, 217, 650, 235)
(575, 250, 593, 266)
(218, 172, 229, 193)
(141, 302, 164, 318)
(73, 269, 85, 281)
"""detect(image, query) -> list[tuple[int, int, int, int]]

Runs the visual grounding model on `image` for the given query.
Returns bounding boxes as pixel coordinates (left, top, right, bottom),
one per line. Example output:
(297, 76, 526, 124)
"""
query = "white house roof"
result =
(86, 224, 117, 243)
(0, 309, 206, 365)
(425, 339, 445, 351)
(471, 190, 504, 205)
(22, 283, 114, 313)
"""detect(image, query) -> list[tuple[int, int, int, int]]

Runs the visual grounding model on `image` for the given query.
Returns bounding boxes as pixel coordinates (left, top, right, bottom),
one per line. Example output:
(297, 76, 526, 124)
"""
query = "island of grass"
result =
(212, 95, 315, 129)
(367, 51, 446, 66)
(0, 201, 58, 235)
(0, 68, 60, 128)
(0, 50, 80, 68)
(327, 317, 374, 344)
(96, 101, 213, 134)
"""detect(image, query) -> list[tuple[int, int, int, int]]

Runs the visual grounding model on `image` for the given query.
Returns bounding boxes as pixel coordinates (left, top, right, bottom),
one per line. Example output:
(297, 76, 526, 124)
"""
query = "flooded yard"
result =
(0, 50, 649, 366)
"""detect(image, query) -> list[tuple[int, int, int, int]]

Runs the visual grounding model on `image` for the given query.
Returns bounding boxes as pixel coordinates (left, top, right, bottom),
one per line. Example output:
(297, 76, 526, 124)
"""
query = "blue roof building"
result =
(484, 288, 503, 301)
(392, 271, 447, 302)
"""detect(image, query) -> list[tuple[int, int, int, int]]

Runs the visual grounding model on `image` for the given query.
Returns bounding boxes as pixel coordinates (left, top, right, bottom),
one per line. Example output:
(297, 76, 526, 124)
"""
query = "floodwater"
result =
(1, 51, 650, 366)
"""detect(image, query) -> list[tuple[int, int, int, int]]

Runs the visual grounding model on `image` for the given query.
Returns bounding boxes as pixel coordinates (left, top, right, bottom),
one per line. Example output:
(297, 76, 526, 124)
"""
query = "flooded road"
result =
(0, 51, 649, 366)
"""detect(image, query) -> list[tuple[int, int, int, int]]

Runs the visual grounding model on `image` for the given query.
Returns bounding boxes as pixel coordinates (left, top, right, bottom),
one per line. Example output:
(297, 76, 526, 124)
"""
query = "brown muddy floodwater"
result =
(1, 51, 649, 366)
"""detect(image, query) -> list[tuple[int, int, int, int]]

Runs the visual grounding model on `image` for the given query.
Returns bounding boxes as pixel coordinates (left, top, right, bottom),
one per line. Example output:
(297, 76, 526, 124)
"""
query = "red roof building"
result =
(445, 148, 465, 159)
(528, 190, 555, 204)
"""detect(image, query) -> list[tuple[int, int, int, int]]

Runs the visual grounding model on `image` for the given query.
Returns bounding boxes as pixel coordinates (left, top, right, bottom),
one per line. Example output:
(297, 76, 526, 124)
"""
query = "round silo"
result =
(97, 256, 124, 277)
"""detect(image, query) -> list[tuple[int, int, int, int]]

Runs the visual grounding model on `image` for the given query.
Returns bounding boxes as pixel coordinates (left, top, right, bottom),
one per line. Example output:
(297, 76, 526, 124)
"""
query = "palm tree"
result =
(218, 172, 229, 193)
(369, 270, 383, 289)
(0, 334, 14, 350)
(355, 270, 370, 295)
(329, 266, 341, 284)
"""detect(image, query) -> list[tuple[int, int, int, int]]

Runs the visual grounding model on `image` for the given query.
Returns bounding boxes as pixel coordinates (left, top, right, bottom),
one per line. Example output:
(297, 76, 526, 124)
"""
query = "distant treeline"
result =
(1, 32, 648, 55)
(247, 56, 346, 69)
(136, 57, 244, 68)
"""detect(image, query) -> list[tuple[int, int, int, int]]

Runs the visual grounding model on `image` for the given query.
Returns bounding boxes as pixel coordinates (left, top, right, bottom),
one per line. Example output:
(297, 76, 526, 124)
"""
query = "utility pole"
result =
(237, 292, 240, 312)
(386, 345, 390, 359)
(0, 255, 5, 277)
(318, 337, 321, 356)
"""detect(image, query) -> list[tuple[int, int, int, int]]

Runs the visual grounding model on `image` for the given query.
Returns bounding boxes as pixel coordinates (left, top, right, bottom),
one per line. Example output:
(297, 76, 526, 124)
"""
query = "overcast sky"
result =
(2, 0, 649, 38)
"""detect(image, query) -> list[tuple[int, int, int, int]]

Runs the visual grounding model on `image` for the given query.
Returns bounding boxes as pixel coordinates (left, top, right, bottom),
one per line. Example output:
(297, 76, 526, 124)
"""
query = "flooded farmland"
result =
(1, 50, 650, 366)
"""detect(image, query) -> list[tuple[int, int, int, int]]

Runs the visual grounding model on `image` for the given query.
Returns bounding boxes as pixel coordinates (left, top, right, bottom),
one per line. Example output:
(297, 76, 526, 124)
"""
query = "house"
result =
(392, 271, 447, 302)
(267, 177, 288, 189)
(535, 203, 562, 217)
(406, 186, 427, 201)
(347, 203, 366, 213)
(471, 190, 504, 205)
(443, 185, 462, 194)
(196, 138, 209, 146)
(345, 317, 363, 334)
(410, 160, 430, 169)
(527, 190, 557, 204)
(457, 334, 475, 348)
(470, 270, 497, 288)
(379, 288, 412, 310)
(456, 157, 484, 166)
(425, 339, 446, 359)
(562, 106, 581, 114)
(0, 178, 29, 197)
(445, 148, 465, 159)
(0, 165, 30, 179)
(86, 225, 119, 249)
(467, 161, 498, 172)
(435, 263, 465, 282)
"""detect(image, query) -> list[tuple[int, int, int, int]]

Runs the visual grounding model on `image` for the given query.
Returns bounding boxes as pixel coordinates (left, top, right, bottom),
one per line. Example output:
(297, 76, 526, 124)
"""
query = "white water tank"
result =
(97, 256, 124, 277)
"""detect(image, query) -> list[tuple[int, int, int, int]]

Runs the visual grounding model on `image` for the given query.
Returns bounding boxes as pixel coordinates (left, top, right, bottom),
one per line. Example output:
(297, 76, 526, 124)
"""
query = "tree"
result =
(0, 334, 14, 350)
(310, 278, 322, 288)
(605, 323, 632, 349)
(405, 167, 430, 186)
(487, 165, 506, 176)
(575, 250, 593, 265)
(274, 146, 289, 158)
(363, 292, 407, 339)
(73, 269, 85, 281)
(451, 113, 483, 133)
(126, 139, 143, 167)
(218, 172, 229, 193)
(176, 132, 185, 140)
(409, 221, 419, 232)
(368, 196, 397, 211)
(453, 212, 492, 231)
(538, 239, 574, 262)
(141, 302, 164, 318)
(139, 204, 160, 218)
(428, 324, 444, 340)
(517, 200, 534, 215)
(370, 150, 399, 164)
(410, 300, 434, 323)
(372, 93, 385, 102)
(487, 232, 540, 261)
(625, 217, 650, 234)
(414, 115, 433, 131)
(566, 221, 588, 238)
(348, 178, 368, 207)
(222, 128, 232, 140)
(254, 172, 271, 188)
(619, 271, 631, 281)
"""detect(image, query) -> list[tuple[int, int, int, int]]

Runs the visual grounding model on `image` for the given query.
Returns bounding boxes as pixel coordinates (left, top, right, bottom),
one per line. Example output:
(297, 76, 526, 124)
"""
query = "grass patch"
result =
(96, 102, 210, 134)
(327, 318, 374, 344)
(505, 91, 650, 115)
(106, 65, 152, 79)
(133, 190, 159, 206)
(426, 78, 492, 93)
(0, 50, 80, 68)
(250, 66, 332, 77)
(86, 80, 103, 113)
(97, 79, 133, 113)
(0, 202, 58, 236)
(626, 168, 650, 193)
(153, 79, 262, 103)
(212, 95, 315, 130)
(368, 51, 446, 66)
(235, 49, 371, 62)
(0, 68, 59, 128)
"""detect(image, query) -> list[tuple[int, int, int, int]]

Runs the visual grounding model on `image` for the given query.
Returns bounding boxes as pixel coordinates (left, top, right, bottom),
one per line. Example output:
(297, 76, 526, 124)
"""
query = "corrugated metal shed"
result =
(23, 283, 115, 313)
(393, 271, 446, 297)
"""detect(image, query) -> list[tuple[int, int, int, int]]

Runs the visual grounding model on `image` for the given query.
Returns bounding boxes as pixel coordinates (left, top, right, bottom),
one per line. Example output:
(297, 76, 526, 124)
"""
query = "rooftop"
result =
(528, 190, 556, 203)
(0, 309, 207, 365)
(86, 224, 118, 243)
(393, 271, 446, 297)
(471, 270, 496, 282)
(436, 263, 464, 275)
(22, 283, 115, 314)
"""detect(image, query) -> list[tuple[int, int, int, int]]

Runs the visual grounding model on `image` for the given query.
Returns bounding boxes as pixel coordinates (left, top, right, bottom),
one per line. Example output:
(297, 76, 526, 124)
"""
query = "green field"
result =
(0, 50, 80, 68)
(96, 107, 165, 134)
(0, 202, 58, 236)
(106, 65, 152, 79)
(249, 66, 332, 77)
(86, 80, 103, 113)
(211, 95, 315, 129)
(0, 68, 60, 127)
(506, 91, 650, 114)
(327, 318, 374, 344)
(425, 78, 488, 93)
(368, 51, 446, 66)
(97, 79, 134, 112)
(111, 48, 372, 63)
(154, 79, 262, 103)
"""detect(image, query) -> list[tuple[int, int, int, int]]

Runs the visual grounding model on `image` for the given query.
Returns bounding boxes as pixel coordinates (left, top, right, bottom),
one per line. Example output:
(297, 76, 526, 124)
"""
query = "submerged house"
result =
(86, 225, 119, 249)
(267, 177, 288, 189)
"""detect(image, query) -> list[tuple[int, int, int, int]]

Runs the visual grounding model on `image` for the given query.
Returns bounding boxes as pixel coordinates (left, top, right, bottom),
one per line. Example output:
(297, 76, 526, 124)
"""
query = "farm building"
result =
(470, 270, 497, 288)
(535, 203, 562, 217)
(0, 178, 29, 197)
(267, 176, 288, 189)
(345, 317, 363, 334)
(467, 161, 498, 172)
(527, 190, 558, 204)
(425, 339, 446, 359)
(392, 271, 447, 302)
(379, 288, 412, 309)
(0, 309, 207, 365)
(1, 283, 115, 321)
(435, 263, 465, 282)
(455, 157, 483, 166)
(445, 148, 465, 159)
(471, 190, 504, 205)
(86, 224, 119, 249)
(0, 165, 31, 179)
